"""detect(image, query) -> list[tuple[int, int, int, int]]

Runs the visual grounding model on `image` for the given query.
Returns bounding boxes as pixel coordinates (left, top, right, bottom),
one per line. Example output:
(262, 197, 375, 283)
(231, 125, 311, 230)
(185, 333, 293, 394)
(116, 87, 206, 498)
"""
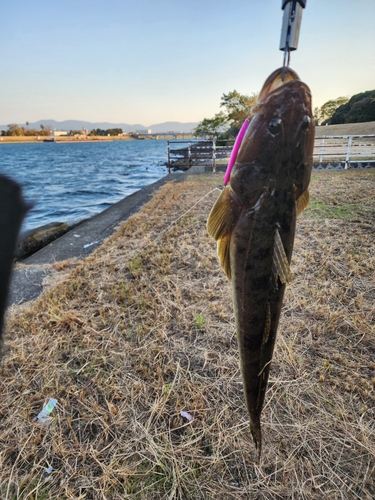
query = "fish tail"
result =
(250, 416, 262, 460)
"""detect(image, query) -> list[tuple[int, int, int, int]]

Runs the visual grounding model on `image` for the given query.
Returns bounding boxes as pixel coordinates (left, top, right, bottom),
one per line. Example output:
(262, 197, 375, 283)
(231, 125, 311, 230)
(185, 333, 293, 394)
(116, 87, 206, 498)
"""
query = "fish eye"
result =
(268, 117, 282, 134)
(302, 115, 311, 129)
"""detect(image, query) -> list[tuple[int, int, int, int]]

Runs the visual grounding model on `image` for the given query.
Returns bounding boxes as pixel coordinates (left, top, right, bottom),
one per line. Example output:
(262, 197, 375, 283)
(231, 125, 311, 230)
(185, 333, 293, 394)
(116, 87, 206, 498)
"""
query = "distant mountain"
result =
(0, 119, 199, 133)
(148, 121, 199, 133)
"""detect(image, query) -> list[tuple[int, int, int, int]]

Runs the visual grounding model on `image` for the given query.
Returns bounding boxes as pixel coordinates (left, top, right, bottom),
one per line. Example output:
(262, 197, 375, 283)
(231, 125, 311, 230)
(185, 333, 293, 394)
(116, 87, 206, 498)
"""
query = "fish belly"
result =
(230, 201, 296, 449)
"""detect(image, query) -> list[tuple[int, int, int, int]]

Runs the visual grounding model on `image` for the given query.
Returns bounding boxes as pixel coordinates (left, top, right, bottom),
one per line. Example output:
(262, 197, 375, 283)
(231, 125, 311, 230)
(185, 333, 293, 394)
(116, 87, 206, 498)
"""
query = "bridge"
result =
(133, 133, 194, 140)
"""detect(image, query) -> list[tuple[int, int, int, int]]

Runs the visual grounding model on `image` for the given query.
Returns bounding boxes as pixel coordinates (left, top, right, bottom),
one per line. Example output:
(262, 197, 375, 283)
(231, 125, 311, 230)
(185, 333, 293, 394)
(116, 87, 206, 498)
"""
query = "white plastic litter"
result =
(44, 465, 53, 482)
(180, 411, 194, 422)
(34, 398, 57, 425)
(83, 241, 99, 249)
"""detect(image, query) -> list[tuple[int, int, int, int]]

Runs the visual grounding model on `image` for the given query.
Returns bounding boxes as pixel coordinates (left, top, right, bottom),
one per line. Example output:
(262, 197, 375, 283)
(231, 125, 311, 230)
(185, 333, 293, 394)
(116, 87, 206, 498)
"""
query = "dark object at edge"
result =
(0, 174, 29, 345)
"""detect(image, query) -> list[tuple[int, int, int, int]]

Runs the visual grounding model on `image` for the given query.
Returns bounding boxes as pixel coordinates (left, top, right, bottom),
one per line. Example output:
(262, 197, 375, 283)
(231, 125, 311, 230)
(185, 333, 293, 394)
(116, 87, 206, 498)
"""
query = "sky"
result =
(0, 0, 374, 126)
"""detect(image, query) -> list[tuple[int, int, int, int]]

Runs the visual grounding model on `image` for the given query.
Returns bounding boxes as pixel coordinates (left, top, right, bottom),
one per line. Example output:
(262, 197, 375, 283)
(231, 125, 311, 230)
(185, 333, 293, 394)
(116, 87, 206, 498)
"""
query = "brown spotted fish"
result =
(207, 67, 314, 456)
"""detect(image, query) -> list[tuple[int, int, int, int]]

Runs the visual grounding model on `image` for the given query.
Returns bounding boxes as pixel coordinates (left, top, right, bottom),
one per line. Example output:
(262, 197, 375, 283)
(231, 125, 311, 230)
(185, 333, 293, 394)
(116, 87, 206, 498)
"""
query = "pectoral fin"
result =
(272, 229, 292, 285)
(207, 187, 241, 280)
(296, 189, 310, 216)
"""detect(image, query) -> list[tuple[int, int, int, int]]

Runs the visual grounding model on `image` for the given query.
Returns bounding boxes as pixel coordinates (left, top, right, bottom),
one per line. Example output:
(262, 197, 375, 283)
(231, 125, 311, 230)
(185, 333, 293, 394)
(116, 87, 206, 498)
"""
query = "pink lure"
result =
(223, 119, 250, 185)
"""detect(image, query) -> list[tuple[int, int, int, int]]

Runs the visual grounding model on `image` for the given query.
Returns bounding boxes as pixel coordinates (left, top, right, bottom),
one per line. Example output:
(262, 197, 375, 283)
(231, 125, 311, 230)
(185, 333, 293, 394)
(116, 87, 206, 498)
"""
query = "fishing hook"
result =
(282, 44, 291, 81)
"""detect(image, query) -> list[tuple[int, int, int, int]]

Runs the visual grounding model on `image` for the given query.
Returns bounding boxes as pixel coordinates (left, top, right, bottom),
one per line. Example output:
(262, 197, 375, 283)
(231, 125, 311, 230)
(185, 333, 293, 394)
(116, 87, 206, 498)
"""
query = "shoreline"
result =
(0, 134, 194, 144)
(13, 159, 375, 272)
(9, 171, 189, 305)
(0, 136, 133, 144)
(0, 121, 374, 144)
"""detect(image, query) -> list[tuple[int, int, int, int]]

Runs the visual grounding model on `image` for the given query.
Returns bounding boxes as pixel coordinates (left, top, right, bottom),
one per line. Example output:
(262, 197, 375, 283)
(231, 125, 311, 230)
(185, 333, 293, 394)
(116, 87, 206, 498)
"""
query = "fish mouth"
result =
(258, 67, 300, 100)
(251, 67, 311, 116)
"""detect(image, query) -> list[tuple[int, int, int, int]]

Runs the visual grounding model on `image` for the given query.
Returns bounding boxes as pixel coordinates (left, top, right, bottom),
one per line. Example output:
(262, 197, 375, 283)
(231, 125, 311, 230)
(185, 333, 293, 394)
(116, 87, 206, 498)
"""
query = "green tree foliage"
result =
(193, 112, 228, 138)
(1, 124, 51, 136)
(318, 97, 349, 124)
(194, 89, 259, 138)
(220, 90, 258, 130)
(5, 124, 23, 136)
(89, 128, 123, 136)
(313, 107, 322, 126)
(329, 90, 375, 124)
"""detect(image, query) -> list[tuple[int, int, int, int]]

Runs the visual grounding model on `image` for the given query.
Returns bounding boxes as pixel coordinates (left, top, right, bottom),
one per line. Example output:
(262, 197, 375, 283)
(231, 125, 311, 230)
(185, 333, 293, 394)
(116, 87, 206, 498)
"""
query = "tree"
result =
(107, 128, 123, 136)
(194, 89, 259, 139)
(313, 107, 322, 126)
(220, 90, 258, 130)
(6, 124, 23, 136)
(319, 97, 349, 124)
(1, 123, 51, 136)
(89, 128, 123, 136)
(193, 112, 228, 138)
(329, 90, 375, 124)
(39, 125, 51, 136)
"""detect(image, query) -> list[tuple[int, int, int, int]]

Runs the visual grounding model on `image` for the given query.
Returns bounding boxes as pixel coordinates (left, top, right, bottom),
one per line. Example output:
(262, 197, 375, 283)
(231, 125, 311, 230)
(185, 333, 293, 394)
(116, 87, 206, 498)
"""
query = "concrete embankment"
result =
(9, 173, 190, 305)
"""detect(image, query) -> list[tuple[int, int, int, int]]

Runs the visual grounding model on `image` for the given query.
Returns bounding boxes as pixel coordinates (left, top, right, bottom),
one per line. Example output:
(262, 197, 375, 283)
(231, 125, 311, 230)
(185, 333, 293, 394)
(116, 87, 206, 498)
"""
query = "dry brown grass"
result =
(1, 170, 374, 499)
(315, 122, 375, 136)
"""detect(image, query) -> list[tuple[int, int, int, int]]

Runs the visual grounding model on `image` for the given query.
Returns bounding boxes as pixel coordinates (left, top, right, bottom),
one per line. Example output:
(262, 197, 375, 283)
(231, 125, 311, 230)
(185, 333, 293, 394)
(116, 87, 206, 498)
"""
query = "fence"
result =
(313, 135, 375, 168)
(167, 135, 375, 173)
(167, 139, 234, 173)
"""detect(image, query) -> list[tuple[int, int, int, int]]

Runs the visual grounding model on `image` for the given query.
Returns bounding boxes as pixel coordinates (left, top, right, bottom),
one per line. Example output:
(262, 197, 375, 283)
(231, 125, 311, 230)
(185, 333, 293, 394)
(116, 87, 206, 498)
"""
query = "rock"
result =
(17, 222, 70, 260)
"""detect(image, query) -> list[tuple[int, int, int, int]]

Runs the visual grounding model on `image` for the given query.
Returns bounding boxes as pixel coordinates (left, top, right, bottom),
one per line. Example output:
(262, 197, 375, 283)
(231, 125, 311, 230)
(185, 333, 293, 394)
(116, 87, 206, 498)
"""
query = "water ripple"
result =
(0, 140, 172, 232)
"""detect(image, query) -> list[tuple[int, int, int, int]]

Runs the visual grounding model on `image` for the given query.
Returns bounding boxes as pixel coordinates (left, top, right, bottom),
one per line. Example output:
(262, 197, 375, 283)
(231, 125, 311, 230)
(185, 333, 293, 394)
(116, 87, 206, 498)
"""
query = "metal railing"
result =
(313, 135, 375, 168)
(167, 135, 375, 173)
(167, 139, 234, 173)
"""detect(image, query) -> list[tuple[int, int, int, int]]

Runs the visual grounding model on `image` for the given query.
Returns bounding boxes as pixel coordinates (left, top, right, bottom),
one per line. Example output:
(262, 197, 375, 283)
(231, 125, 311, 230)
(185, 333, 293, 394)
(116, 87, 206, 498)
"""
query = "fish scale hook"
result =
(279, 0, 307, 80)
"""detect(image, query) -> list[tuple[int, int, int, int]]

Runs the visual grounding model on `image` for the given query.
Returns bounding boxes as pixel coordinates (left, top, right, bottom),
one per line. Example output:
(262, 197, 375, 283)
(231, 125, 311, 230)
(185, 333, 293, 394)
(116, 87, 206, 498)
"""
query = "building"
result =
(135, 129, 152, 135)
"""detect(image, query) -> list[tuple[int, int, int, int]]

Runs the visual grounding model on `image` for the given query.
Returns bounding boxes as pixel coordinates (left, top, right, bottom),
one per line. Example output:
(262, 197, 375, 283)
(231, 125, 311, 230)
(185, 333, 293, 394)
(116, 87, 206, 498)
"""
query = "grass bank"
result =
(1, 170, 374, 499)
(315, 121, 375, 136)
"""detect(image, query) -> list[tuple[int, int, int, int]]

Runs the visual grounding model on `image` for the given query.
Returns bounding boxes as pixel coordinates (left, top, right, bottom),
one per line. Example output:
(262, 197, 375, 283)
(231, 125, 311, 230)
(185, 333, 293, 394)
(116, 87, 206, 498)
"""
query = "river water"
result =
(0, 140, 172, 232)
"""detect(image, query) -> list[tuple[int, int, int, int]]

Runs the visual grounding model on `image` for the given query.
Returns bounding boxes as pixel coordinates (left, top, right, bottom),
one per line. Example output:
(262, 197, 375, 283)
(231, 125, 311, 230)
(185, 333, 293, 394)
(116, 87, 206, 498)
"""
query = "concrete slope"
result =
(9, 173, 188, 305)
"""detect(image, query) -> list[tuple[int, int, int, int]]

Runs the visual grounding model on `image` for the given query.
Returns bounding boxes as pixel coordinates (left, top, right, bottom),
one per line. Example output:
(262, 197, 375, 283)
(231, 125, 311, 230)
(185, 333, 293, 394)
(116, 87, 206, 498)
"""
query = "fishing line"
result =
(113, 184, 223, 265)
(149, 186, 222, 247)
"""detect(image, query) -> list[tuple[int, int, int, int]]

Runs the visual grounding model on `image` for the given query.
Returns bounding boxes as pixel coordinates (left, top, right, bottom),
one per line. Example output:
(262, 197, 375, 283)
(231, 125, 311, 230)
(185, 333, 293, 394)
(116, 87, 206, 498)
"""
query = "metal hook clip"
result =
(282, 45, 291, 81)
(280, 0, 306, 80)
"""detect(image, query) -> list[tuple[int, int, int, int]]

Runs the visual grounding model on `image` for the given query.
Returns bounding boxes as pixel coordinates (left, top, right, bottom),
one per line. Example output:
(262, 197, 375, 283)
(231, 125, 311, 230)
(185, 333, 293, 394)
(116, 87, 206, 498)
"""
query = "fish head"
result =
(229, 68, 314, 208)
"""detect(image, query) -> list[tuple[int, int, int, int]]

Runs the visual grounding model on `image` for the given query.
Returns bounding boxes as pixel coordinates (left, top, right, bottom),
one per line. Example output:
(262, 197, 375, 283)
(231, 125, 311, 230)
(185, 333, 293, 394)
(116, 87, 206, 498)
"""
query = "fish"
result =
(0, 174, 29, 349)
(207, 67, 314, 457)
